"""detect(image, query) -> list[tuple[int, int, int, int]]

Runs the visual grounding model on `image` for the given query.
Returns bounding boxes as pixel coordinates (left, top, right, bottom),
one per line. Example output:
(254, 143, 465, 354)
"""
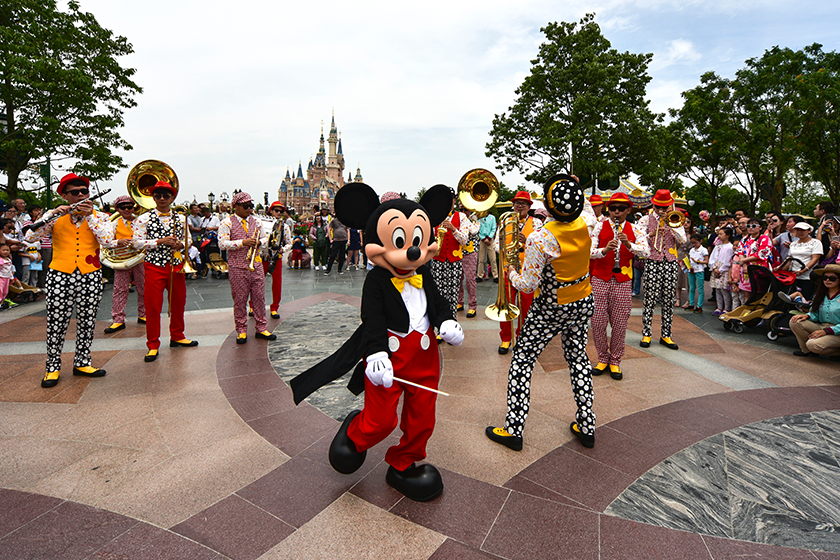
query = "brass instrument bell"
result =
(457, 168, 499, 212)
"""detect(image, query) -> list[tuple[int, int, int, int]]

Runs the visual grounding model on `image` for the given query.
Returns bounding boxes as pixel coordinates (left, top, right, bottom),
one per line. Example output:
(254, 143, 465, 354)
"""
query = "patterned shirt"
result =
(133, 209, 187, 267)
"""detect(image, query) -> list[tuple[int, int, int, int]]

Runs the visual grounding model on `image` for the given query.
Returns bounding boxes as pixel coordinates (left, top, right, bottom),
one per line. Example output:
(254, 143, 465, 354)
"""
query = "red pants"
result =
(347, 328, 439, 471)
(500, 279, 534, 343)
(143, 262, 186, 350)
(262, 260, 282, 311)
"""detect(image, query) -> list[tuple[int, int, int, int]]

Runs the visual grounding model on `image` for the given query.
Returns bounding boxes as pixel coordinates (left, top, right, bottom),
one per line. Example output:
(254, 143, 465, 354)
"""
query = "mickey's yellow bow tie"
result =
(391, 274, 423, 292)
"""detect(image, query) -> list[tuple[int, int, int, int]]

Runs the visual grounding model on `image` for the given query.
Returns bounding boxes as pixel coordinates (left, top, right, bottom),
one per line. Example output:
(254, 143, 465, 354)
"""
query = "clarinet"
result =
(22, 188, 112, 234)
(612, 217, 622, 273)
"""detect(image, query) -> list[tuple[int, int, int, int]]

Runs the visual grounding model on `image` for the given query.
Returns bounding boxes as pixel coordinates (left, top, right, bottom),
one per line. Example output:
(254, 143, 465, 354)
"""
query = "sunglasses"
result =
(152, 192, 172, 199)
(608, 205, 629, 212)
(240, 203, 254, 210)
(65, 189, 89, 196)
(824, 275, 839, 282)
(746, 224, 760, 229)
(116, 205, 134, 210)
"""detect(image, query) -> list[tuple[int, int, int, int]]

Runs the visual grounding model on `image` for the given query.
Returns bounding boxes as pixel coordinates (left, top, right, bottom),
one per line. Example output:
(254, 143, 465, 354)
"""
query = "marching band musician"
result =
(25, 173, 115, 388)
(493, 191, 543, 355)
(486, 174, 596, 450)
(103, 195, 146, 333)
(430, 188, 470, 322)
(637, 189, 687, 350)
(132, 180, 199, 363)
(588, 192, 649, 380)
(218, 192, 277, 344)
(264, 201, 290, 319)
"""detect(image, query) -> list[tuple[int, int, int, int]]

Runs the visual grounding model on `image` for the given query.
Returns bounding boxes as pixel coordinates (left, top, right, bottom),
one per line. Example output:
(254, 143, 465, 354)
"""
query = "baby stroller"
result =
(719, 265, 791, 335)
(199, 231, 229, 279)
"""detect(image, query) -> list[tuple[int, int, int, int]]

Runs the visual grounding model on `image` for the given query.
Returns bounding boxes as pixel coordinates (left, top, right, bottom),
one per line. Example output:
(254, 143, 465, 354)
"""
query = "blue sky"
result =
(50, 0, 840, 204)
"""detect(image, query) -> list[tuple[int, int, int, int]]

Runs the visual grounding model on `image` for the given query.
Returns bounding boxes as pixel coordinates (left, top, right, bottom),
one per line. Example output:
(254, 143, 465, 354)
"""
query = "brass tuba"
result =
(457, 168, 499, 212)
(485, 211, 520, 324)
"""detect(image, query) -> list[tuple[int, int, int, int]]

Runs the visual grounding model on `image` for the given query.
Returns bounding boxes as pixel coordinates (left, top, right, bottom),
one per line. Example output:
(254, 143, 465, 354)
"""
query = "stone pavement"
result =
(1, 266, 839, 559)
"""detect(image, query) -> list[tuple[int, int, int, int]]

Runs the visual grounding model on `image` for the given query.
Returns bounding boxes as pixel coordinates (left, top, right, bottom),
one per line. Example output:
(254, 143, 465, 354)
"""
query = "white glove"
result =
(439, 320, 464, 346)
(365, 351, 393, 388)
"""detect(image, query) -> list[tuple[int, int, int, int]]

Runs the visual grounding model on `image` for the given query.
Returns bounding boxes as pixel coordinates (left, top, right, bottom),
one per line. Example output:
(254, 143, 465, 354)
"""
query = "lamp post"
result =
(208, 192, 215, 212)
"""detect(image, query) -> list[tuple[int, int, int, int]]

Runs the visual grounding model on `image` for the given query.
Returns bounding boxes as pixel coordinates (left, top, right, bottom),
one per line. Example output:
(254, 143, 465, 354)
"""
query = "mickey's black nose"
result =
(406, 246, 421, 261)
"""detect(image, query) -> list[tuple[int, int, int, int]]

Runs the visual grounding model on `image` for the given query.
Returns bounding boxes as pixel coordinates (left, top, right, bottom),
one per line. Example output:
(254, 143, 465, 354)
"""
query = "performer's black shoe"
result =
(570, 422, 594, 448)
(609, 364, 623, 381)
(104, 322, 125, 334)
(236, 333, 247, 345)
(639, 336, 651, 348)
(386, 463, 443, 502)
(255, 330, 277, 340)
(248, 309, 254, 317)
(659, 337, 679, 350)
(329, 410, 367, 474)
(590, 362, 608, 376)
(137, 317, 146, 324)
(270, 311, 280, 319)
(73, 365, 106, 377)
(485, 426, 522, 451)
(170, 339, 199, 347)
(498, 341, 511, 355)
(41, 371, 60, 388)
(144, 349, 158, 362)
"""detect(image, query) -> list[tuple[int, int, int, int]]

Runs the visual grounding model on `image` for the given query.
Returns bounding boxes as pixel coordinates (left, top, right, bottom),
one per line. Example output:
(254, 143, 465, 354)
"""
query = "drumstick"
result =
(392, 376, 449, 396)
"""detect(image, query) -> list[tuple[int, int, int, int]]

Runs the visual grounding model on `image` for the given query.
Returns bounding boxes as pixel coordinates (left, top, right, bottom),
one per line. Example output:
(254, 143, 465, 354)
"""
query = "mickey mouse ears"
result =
(334, 183, 381, 230)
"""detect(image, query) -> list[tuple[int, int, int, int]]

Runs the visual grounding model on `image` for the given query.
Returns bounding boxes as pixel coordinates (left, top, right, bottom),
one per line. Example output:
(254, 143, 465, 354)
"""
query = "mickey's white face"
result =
(366, 208, 437, 278)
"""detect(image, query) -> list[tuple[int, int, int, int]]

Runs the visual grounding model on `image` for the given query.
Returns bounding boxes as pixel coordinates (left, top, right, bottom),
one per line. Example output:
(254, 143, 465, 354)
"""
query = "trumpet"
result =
(485, 211, 520, 324)
(246, 220, 261, 271)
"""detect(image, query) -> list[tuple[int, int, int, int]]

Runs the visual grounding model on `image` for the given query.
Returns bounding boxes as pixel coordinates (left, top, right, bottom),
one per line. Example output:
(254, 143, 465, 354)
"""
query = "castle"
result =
(276, 113, 363, 216)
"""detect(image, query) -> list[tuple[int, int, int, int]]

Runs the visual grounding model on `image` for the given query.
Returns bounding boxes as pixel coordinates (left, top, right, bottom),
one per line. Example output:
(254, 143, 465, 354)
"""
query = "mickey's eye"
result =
(412, 226, 423, 247)
(391, 227, 406, 249)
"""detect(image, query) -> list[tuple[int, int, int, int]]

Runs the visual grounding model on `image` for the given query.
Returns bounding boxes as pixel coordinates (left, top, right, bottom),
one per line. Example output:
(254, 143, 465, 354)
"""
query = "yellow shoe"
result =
(104, 322, 125, 333)
(170, 339, 199, 347)
(640, 336, 651, 348)
(73, 365, 106, 377)
(255, 331, 277, 341)
(144, 349, 158, 362)
(659, 337, 679, 350)
(270, 311, 280, 319)
(236, 333, 247, 345)
(485, 426, 523, 450)
(498, 341, 511, 355)
(41, 371, 60, 388)
(591, 362, 608, 376)
(137, 316, 146, 324)
(609, 364, 623, 380)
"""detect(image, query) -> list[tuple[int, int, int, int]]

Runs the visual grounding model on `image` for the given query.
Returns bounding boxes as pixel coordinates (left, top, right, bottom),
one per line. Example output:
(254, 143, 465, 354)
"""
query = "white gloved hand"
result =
(365, 351, 394, 388)
(439, 320, 464, 346)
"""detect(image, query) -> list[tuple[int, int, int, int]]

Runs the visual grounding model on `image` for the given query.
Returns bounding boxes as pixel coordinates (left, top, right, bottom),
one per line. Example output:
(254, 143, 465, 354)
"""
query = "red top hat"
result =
(607, 192, 632, 208)
(152, 181, 177, 196)
(57, 173, 90, 195)
(511, 191, 533, 205)
(589, 194, 604, 205)
(651, 189, 674, 207)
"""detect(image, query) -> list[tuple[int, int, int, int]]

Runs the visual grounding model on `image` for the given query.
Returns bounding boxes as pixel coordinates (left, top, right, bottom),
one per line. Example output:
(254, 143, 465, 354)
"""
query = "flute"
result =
(22, 188, 112, 234)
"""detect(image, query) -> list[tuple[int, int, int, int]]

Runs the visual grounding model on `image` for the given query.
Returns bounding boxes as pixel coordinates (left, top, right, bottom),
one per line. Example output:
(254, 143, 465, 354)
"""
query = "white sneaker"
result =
(314, 266, 320, 270)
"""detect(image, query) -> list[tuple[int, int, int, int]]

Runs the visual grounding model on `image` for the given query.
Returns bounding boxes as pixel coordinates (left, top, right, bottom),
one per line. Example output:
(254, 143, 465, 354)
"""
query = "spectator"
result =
(324, 214, 348, 274)
(730, 238, 746, 309)
(787, 221, 823, 300)
(477, 211, 498, 282)
(347, 228, 362, 270)
(309, 214, 329, 270)
(709, 226, 735, 315)
(774, 215, 802, 263)
(737, 218, 773, 300)
(764, 211, 784, 239)
(687, 233, 709, 313)
(790, 264, 840, 358)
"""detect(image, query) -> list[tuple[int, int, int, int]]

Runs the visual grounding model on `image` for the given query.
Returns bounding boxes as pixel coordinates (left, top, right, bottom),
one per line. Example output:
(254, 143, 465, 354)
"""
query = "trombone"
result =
(653, 209, 686, 254)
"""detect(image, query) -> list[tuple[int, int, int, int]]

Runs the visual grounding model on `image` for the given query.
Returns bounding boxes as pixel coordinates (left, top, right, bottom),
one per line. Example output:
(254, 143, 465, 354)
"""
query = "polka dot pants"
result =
(431, 259, 462, 319)
(45, 269, 103, 372)
(641, 260, 678, 338)
(504, 286, 595, 438)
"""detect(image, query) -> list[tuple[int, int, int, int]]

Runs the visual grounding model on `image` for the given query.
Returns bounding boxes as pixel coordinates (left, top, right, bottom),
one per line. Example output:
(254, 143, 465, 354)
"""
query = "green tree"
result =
(796, 44, 840, 206)
(669, 72, 739, 216)
(485, 13, 661, 187)
(0, 0, 141, 200)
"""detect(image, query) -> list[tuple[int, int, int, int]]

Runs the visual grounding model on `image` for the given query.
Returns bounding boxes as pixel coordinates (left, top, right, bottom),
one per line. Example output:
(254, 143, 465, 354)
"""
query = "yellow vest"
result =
(543, 218, 592, 305)
(115, 217, 133, 239)
(50, 214, 101, 274)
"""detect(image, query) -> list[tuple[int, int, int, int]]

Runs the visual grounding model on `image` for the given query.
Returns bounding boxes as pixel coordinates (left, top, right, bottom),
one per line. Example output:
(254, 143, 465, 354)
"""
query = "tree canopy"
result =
(0, 0, 141, 201)
(485, 13, 661, 187)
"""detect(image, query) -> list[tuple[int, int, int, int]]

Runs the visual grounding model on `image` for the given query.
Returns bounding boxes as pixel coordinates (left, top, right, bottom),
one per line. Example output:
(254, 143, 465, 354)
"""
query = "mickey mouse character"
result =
(291, 183, 464, 502)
